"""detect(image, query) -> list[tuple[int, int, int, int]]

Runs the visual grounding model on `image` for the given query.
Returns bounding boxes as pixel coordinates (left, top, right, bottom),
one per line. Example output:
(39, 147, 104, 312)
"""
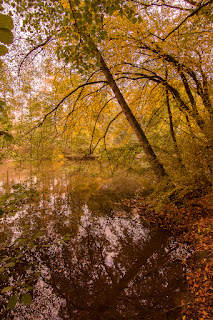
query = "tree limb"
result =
(18, 36, 53, 76)
(22, 80, 107, 136)
(162, 0, 213, 40)
(89, 97, 115, 154)
(91, 112, 123, 154)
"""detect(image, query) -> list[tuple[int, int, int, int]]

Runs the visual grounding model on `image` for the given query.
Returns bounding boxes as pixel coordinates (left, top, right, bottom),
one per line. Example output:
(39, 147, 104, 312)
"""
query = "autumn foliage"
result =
(0, 0, 212, 318)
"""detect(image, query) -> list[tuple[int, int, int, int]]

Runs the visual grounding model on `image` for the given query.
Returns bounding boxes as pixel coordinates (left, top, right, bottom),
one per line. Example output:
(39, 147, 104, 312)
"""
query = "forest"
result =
(0, 0, 212, 319)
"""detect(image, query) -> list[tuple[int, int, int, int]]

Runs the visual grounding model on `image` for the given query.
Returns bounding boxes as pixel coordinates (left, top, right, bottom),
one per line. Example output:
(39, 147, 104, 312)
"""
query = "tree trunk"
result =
(165, 85, 186, 172)
(99, 55, 167, 181)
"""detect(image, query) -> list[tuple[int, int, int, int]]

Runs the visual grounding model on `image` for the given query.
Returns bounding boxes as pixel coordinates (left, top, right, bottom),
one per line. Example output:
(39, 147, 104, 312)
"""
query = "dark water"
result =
(0, 161, 189, 319)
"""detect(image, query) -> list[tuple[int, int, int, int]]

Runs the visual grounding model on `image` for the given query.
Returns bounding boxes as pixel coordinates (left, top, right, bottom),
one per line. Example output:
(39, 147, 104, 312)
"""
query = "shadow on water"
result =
(0, 161, 189, 319)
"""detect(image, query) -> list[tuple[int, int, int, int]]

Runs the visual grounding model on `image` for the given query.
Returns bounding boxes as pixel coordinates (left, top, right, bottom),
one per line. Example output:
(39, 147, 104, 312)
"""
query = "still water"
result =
(0, 161, 189, 319)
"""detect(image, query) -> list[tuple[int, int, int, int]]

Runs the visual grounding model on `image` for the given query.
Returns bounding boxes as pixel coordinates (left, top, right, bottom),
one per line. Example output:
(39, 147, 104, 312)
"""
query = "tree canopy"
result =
(0, 0, 212, 182)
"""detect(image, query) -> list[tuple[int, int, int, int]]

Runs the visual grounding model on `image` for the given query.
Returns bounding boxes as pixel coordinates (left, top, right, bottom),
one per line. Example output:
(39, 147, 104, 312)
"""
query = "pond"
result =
(0, 161, 189, 319)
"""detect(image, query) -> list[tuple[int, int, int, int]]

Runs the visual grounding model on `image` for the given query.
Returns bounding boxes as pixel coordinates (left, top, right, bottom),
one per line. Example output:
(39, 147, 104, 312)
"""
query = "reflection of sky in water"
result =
(0, 162, 190, 320)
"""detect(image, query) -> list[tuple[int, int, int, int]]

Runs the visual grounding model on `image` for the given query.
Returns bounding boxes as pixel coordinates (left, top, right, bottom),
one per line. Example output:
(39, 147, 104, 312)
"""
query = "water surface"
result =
(0, 161, 189, 319)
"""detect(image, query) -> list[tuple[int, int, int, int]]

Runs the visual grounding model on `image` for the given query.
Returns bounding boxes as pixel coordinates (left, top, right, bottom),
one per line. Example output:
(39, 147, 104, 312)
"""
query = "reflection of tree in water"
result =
(0, 171, 187, 319)
(37, 210, 186, 320)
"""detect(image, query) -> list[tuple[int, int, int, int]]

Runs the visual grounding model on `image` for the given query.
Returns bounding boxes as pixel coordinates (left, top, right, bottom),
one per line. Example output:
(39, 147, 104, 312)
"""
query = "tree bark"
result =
(165, 85, 186, 172)
(99, 55, 167, 181)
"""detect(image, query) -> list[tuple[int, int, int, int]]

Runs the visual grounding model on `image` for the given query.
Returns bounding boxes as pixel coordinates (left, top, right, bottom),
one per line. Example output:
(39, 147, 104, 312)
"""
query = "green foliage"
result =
(105, 142, 150, 174)
(0, 1, 212, 317)
(0, 182, 39, 216)
(1, 286, 13, 293)
(62, 233, 72, 241)
(0, 28, 13, 45)
(0, 182, 42, 311)
(7, 295, 18, 309)
(4, 261, 15, 268)
(150, 174, 212, 214)
(0, 11, 14, 144)
(0, 43, 7, 55)
(0, 99, 5, 106)
(7, 0, 138, 72)
(0, 100, 13, 143)
(0, 13, 14, 30)
(21, 293, 32, 306)
(0, 130, 13, 141)
(0, 13, 13, 55)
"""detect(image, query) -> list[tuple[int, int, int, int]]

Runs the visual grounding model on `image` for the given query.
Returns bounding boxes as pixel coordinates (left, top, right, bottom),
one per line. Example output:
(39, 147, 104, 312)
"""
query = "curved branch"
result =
(162, 0, 213, 40)
(22, 80, 107, 136)
(89, 97, 115, 154)
(40, 81, 106, 124)
(63, 71, 103, 126)
(18, 36, 53, 76)
(131, 0, 192, 11)
(145, 101, 166, 131)
(91, 112, 123, 154)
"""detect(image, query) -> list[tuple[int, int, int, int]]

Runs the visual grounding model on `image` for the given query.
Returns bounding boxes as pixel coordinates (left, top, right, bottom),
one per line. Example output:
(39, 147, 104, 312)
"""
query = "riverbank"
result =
(122, 187, 213, 320)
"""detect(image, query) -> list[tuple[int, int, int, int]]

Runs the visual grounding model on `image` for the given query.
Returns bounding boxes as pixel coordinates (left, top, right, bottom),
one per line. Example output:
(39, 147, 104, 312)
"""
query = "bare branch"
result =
(22, 80, 107, 137)
(18, 36, 53, 76)
(40, 81, 106, 123)
(89, 97, 115, 154)
(145, 101, 166, 131)
(131, 0, 192, 11)
(162, 0, 213, 40)
(91, 112, 123, 154)
(63, 70, 103, 127)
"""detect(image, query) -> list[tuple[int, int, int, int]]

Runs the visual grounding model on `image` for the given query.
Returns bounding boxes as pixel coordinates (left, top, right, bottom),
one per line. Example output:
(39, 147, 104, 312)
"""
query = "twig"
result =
(18, 36, 53, 76)
(91, 111, 123, 154)
(162, 0, 213, 40)
(89, 97, 115, 154)
(22, 80, 107, 137)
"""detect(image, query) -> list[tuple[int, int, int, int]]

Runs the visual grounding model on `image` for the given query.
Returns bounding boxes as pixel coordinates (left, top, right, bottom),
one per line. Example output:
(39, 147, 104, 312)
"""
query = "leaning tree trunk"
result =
(165, 80, 187, 172)
(98, 55, 167, 181)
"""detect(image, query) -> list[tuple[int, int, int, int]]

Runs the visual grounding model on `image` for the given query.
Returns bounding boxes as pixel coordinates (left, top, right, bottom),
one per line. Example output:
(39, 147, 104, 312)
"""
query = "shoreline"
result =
(122, 189, 213, 320)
